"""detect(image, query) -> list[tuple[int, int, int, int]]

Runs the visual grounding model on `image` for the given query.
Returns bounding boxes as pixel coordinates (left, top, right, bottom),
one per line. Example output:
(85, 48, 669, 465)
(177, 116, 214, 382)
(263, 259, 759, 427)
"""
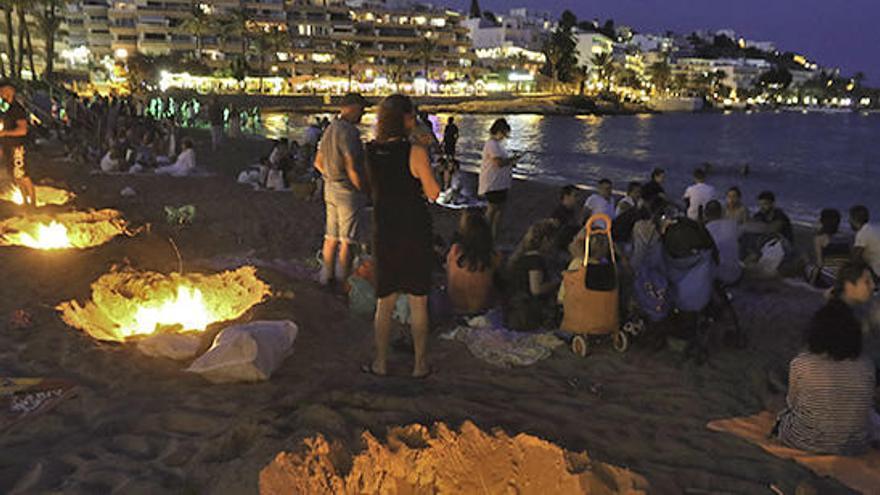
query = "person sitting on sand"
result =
(629, 197, 668, 271)
(447, 210, 500, 315)
(155, 138, 196, 176)
(363, 94, 440, 379)
(775, 262, 880, 455)
(99, 147, 124, 173)
(741, 191, 794, 261)
(805, 209, 851, 286)
(583, 178, 616, 221)
(616, 181, 641, 217)
(849, 205, 880, 281)
(724, 186, 749, 225)
(705, 200, 742, 285)
(551, 184, 581, 249)
(504, 220, 560, 331)
(641, 167, 666, 203)
(683, 167, 716, 222)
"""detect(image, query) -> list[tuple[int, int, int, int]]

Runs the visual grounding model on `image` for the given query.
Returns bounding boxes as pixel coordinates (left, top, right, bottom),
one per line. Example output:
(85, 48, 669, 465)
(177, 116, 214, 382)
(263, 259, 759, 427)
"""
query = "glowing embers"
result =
(0, 185, 75, 207)
(260, 421, 649, 494)
(57, 266, 271, 342)
(0, 209, 127, 249)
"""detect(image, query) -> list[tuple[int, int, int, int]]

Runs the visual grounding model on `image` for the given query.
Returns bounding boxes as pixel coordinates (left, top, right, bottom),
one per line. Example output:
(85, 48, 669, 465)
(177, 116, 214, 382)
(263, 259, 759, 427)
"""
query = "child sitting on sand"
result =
(806, 208, 852, 287)
(447, 211, 500, 315)
(504, 220, 560, 331)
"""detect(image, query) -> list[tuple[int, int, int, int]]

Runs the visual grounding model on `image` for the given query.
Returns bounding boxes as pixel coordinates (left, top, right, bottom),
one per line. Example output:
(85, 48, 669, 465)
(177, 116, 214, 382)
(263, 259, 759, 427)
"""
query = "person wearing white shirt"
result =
(850, 205, 880, 279)
(479, 118, 518, 239)
(156, 138, 197, 176)
(583, 178, 616, 221)
(683, 167, 716, 221)
(705, 200, 742, 284)
(615, 181, 642, 217)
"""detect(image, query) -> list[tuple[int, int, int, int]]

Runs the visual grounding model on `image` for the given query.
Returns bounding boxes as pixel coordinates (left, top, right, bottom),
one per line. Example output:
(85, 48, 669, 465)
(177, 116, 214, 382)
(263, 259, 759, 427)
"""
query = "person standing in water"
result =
(0, 81, 34, 208)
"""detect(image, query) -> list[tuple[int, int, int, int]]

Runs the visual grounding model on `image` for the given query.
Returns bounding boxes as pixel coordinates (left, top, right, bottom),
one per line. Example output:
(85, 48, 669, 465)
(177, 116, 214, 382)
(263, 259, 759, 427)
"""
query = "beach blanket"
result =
(442, 312, 564, 368)
(435, 192, 485, 211)
(707, 411, 880, 494)
(1, 378, 78, 431)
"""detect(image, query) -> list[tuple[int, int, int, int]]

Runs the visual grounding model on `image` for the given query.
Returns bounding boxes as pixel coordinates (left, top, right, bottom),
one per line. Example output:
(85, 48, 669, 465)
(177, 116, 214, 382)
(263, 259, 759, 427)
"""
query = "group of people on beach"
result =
(307, 92, 879, 455)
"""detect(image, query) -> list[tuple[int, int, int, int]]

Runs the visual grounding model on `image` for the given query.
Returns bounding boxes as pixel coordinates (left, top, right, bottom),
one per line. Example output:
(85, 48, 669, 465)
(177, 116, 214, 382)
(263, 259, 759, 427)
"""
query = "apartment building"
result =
(286, 0, 476, 81)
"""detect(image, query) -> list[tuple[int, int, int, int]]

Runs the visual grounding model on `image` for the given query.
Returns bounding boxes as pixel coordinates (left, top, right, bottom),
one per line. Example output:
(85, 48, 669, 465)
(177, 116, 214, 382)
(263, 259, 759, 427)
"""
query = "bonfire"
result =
(57, 266, 271, 342)
(0, 184, 75, 207)
(0, 209, 128, 249)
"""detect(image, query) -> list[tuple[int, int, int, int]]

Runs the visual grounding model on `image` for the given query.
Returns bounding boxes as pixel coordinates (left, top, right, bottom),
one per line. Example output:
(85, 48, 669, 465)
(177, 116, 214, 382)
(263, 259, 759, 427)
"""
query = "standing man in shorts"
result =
(314, 93, 369, 287)
(0, 81, 33, 208)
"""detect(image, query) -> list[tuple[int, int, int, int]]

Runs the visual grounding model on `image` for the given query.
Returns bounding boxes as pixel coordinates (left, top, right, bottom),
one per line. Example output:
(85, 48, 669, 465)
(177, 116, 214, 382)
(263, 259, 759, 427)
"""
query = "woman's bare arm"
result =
(410, 144, 440, 201)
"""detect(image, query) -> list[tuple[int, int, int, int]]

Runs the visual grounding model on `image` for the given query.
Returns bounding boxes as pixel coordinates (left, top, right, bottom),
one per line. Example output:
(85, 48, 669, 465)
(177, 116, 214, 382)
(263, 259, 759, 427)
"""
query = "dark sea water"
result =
(262, 110, 880, 224)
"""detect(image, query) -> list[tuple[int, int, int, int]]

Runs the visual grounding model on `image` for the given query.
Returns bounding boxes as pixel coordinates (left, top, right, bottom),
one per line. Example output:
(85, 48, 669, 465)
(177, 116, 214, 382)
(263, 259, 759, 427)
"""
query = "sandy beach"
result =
(0, 131, 856, 494)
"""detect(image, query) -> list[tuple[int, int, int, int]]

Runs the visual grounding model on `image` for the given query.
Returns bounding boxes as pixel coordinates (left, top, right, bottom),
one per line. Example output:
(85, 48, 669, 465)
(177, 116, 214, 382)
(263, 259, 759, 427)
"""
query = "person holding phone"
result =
(479, 118, 517, 239)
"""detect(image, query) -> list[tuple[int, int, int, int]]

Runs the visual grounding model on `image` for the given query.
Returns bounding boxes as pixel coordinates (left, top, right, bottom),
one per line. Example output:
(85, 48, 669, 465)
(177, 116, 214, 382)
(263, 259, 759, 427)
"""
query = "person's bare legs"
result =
(486, 202, 503, 240)
(19, 177, 35, 209)
(372, 293, 399, 375)
(337, 240, 354, 282)
(320, 237, 337, 285)
(408, 294, 430, 377)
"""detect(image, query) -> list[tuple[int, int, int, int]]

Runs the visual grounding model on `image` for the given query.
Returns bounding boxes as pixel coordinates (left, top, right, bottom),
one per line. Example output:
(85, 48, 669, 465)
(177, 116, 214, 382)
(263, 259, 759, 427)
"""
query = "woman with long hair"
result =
(363, 94, 441, 378)
(447, 209, 499, 315)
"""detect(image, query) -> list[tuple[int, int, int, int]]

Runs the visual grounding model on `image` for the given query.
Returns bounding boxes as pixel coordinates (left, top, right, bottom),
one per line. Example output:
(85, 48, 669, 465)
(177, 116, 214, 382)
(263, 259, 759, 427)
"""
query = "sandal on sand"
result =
(360, 363, 387, 377)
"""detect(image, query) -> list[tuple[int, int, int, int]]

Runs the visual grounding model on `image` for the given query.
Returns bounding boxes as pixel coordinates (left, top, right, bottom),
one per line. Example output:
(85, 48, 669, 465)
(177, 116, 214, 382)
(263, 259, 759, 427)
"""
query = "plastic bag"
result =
(165, 205, 196, 225)
(755, 237, 785, 278)
(186, 320, 298, 383)
(137, 332, 202, 361)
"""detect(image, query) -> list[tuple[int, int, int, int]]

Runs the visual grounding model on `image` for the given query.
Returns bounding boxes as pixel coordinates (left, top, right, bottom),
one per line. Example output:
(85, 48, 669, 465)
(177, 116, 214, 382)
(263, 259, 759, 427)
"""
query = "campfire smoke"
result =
(260, 421, 649, 495)
(0, 185, 75, 207)
(57, 266, 271, 342)
(0, 209, 128, 249)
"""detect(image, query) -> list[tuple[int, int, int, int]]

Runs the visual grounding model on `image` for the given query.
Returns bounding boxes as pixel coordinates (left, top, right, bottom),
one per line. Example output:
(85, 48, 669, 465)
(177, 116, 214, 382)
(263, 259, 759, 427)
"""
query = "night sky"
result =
(445, 0, 880, 84)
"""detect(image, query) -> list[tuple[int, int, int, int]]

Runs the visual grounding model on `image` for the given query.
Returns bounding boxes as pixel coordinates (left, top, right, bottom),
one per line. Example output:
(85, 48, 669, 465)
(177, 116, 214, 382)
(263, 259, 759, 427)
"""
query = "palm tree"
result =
(387, 62, 406, 92)
(575, 65, 589, 95)
(16, 0, 36, 79)
(0, 0, 14, 77)
(590, 52, 614, 89)
(250, 28, 289, 91)
(647, 61, 672, 94)
(34, 0, 66, 80)
(414, 36, 437, 95)
(334, 41, 360, 92)
(217, 8, 251, 74)
(180, 3, 215, 61)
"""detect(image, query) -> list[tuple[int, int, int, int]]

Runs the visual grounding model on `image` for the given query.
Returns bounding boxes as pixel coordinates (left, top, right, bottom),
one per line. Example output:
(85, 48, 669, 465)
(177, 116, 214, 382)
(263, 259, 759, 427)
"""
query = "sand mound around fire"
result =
(260, 421, 649, 495)
(57, 266, 271, 342)
(0, 184, 76, 206)
(0, 209, 128, 249)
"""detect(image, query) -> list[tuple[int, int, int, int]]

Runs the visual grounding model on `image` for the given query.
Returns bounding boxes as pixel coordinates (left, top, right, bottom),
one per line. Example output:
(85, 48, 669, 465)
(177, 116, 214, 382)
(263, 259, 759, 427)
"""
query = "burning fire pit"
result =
(57, 266, 271, 342)
(0, 185, 75, 207)
(0, 209, 128, 249)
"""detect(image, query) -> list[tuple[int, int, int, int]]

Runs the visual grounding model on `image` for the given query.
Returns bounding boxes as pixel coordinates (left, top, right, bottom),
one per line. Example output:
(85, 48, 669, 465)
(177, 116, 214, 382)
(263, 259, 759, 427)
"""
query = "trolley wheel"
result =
(612, 331, 630, 353)
(571, 335, 589, 357)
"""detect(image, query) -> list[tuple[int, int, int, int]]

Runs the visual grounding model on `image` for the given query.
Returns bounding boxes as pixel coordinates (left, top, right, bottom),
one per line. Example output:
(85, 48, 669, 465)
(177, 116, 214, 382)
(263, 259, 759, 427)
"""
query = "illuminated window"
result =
(430, 18, 446, 28)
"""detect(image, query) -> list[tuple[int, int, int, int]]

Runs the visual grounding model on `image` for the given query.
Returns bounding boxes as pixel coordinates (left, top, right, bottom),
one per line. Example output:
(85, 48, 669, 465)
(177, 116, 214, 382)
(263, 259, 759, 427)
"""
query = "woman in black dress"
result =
(364, 94, 441, 378)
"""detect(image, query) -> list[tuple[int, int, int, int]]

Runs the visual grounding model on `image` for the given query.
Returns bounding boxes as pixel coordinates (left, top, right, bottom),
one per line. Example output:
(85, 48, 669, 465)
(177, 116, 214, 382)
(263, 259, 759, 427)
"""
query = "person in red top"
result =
(0, 81, 33, 208)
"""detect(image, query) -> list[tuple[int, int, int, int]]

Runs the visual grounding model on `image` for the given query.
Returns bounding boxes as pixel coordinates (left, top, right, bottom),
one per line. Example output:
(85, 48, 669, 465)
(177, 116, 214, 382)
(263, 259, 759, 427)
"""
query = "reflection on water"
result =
(261, 109, 880, 222)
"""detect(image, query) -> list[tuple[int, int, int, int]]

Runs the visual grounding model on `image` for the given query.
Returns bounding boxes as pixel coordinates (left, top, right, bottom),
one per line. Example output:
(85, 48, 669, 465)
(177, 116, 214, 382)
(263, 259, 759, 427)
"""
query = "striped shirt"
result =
(776, 352, 876, 455)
